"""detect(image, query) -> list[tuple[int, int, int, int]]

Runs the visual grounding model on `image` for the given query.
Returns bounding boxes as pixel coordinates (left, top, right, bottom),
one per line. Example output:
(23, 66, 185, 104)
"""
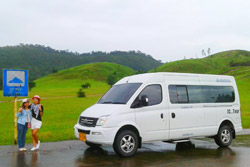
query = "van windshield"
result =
(97, 83, 142, 104)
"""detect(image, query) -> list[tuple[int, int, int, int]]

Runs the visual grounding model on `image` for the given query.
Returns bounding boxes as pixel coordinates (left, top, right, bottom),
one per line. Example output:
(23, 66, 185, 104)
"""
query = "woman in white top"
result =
(17, 99, 32, 151)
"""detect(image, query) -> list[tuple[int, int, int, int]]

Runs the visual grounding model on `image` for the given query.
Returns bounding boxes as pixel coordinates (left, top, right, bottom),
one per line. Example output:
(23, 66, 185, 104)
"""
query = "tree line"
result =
(0, 44, 162, 81)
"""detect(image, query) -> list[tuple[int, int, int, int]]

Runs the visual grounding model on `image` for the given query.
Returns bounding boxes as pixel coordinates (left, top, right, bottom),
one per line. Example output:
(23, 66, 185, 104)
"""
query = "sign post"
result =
(14, 97, 17, 144)
(3, 69, 28, 144)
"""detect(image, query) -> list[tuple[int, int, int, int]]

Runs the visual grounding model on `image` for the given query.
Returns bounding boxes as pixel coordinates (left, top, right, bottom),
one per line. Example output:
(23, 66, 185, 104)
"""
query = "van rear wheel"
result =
(214, 125, 232, 147)
(113, 130, 138, 157)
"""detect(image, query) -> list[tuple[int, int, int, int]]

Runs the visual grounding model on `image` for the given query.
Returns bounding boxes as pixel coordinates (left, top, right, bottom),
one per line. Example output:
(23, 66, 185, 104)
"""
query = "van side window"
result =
(176, 86, 189, 103)
(187, 86, 202, 103)
(168, 85, 235, 104)
(201, 86, 235, 103)
(139, 84, 162, 106)
(169, 85, 189, 103)
(169, 85, 178, 103)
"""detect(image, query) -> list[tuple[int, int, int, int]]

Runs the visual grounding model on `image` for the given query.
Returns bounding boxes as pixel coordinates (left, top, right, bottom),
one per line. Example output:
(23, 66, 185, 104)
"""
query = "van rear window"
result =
(169, 85, 235, 104)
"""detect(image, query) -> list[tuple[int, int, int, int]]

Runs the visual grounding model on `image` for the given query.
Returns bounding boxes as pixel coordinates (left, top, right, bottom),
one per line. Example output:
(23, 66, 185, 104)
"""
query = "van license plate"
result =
(79, 132, 86, 142)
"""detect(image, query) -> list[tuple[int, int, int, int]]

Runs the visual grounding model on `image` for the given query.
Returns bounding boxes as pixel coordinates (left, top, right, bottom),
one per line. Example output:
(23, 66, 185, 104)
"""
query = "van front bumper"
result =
(74, 123, 119, 145)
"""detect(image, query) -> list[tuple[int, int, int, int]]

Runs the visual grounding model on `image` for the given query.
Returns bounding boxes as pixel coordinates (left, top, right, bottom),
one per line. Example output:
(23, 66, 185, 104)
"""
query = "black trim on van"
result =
(78, 129, 90, 134)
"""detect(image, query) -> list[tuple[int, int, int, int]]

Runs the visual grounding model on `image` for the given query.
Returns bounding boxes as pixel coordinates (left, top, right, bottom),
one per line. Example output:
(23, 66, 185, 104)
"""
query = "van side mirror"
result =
(140, 95, 149, 106)
(131, 95, 149, 108)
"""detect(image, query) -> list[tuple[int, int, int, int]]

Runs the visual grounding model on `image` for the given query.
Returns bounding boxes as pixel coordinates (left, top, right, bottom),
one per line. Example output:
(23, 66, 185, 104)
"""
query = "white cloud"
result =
(0, 0, 250, 62)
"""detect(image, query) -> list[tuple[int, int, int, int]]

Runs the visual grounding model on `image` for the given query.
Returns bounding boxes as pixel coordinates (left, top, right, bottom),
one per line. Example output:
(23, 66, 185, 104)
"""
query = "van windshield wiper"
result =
(112, 102, 126, 104)
(101, 101, 125, 104)
(102, 101, 113, 104)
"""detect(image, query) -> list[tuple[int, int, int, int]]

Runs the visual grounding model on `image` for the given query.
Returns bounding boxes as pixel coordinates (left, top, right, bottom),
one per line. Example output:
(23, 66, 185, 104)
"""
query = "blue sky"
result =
(0, 0, 250, 62)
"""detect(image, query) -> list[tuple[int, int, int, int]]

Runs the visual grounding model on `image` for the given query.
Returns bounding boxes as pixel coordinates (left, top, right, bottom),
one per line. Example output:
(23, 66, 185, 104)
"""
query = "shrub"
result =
(230, 61, 250, 67)
(81, 82, 91, 89)
(29, 81, 36, 91)
(52, 68, 58, 73)
(0, 78, 2, 90)
(107, 72, 117, 86)
(77, 89, 86, 98)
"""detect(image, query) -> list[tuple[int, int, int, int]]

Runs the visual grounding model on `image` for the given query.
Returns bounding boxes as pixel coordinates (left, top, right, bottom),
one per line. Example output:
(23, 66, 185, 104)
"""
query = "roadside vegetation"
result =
(0, 50, 249, 145)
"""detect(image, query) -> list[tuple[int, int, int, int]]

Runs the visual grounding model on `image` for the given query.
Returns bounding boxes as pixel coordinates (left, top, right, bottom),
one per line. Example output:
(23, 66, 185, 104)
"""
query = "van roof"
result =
(115, 72, 236, 85)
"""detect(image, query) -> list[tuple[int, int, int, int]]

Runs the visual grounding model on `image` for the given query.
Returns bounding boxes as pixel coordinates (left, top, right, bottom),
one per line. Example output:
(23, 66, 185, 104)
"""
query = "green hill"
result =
(35, 62, 135, 90)
(151, 50, 250, 128)
(0, 44, 162, 81)
(151, 50, 250, 74)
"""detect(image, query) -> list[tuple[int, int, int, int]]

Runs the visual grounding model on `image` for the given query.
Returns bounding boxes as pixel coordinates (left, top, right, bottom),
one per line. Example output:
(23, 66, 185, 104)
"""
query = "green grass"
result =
(0, 62, 134, 145)
(0, 96, 101, 145)
(223, 66, 250, 128)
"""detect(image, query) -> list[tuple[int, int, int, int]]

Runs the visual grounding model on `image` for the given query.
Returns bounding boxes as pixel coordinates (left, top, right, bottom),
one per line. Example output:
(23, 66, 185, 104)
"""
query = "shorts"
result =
(31, 118, 42, 130)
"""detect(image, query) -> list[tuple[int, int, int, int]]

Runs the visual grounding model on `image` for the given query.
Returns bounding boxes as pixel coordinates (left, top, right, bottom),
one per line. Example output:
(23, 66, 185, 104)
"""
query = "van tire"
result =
(113, 130, 138, 157)
(214, 125, 232, 147)
(85, 141, 101, 148)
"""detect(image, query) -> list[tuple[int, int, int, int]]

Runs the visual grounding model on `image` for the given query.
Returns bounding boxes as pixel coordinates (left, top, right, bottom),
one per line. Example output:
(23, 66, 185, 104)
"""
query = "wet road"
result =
(0, 138, 250, 167)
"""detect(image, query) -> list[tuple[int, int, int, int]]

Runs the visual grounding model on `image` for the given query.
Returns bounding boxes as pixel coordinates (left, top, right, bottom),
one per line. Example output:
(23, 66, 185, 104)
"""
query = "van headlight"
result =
(96, 115, 110, 126)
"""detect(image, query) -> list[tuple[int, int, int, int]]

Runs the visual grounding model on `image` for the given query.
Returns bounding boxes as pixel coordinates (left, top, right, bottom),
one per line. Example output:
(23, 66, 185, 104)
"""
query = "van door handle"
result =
(171, 113, 176, 118)
(160, 113, 163, 119)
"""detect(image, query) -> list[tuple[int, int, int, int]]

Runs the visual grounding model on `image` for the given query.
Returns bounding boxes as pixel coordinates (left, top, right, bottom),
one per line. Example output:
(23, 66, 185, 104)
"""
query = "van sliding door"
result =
(168, 85, 205, 139)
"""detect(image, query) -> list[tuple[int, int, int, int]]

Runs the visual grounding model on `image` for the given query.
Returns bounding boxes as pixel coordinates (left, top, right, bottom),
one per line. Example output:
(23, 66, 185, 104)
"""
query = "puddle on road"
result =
(74, 142, 244, 167)
(1, 138, 250, 167)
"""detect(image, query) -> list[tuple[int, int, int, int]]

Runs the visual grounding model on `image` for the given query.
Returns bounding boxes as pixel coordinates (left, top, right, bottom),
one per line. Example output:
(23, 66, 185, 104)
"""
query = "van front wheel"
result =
(214, 126, 232, 147)
(113, 130, 138, 157)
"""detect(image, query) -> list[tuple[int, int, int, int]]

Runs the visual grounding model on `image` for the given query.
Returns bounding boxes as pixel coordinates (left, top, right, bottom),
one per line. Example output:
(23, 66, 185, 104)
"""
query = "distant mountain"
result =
(0, 44, 162, 81)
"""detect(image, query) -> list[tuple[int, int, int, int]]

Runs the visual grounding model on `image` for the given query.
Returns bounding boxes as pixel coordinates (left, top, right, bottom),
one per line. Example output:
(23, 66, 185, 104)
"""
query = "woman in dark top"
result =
(30, 95, 44, 151)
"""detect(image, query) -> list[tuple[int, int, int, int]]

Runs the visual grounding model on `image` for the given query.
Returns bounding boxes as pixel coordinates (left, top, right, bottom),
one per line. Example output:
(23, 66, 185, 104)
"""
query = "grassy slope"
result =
(151, 50, 250, 128)
(36, 62, 134, 87)
(0, 62, 135, 145)
(152, 50, 250, 74)
(223, 66, 250, 128)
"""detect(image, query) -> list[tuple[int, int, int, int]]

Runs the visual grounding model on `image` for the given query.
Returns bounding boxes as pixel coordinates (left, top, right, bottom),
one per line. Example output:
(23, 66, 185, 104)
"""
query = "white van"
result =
(74, 72, 242, 157)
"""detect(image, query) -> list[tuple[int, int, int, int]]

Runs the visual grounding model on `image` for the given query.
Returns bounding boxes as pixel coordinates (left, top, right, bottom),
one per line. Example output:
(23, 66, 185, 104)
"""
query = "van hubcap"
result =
(120, 135, 135, 153)
(221, 129, 230, 143)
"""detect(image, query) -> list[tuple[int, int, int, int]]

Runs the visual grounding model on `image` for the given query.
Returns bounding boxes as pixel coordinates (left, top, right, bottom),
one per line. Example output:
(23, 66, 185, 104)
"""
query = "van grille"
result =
(79, 116, 98, 127)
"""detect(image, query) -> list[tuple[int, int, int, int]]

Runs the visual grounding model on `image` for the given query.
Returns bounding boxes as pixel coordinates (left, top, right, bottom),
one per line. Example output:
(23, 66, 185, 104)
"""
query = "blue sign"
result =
(3, 69, 28, 97)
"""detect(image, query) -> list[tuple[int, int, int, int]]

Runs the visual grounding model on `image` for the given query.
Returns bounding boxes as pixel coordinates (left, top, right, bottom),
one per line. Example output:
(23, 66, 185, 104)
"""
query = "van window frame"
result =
(131, 84, 163, 108)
